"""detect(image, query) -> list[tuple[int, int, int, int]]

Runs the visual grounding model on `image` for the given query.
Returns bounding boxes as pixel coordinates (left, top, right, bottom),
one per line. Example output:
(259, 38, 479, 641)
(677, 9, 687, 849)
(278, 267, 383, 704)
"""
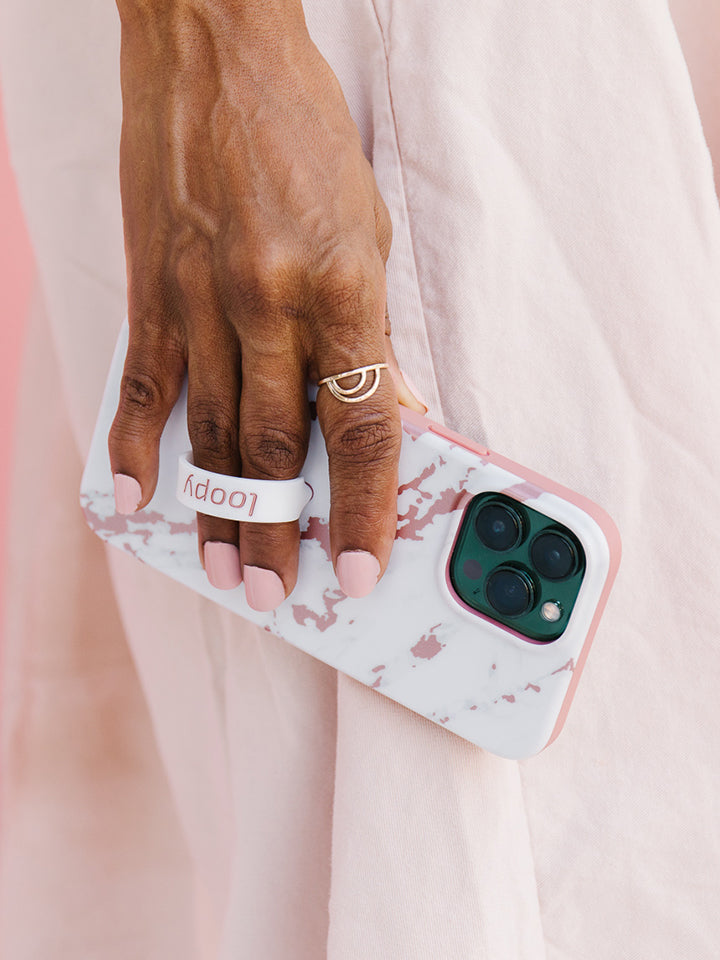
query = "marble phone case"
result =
(81, 322, 621, 759)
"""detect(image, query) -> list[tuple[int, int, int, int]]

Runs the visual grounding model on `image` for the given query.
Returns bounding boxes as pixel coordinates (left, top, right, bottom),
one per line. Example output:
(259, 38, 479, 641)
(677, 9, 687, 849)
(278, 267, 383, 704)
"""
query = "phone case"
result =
(81, 321, 621, 760)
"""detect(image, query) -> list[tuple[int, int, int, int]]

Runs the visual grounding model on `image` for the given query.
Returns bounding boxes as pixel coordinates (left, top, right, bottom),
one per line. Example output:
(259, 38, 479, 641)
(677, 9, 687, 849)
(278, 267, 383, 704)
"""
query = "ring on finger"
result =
(318, 363, 389, 404)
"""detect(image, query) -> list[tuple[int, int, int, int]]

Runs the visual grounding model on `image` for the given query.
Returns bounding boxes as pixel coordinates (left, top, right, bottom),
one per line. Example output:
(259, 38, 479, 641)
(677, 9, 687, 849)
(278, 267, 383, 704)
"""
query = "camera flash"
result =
(540, 601, 563, 622)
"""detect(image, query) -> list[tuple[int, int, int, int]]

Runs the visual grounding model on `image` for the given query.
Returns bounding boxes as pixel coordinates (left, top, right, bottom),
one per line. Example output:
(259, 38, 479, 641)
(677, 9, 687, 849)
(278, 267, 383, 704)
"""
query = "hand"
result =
(108, 0, 426, 609)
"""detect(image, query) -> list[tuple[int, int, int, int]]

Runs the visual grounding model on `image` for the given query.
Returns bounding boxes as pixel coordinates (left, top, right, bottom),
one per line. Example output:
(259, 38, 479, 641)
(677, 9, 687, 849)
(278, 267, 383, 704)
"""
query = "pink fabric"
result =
(0, 83, 33, 639)
(1, 1, 719, 957)
(669, 0, 720, 195)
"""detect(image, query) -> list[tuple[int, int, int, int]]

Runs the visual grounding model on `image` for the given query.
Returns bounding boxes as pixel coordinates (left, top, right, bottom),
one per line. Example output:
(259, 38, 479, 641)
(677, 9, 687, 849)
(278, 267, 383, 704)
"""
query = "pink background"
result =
(0, 8, 718, 955)
(0, 83, 33, 632)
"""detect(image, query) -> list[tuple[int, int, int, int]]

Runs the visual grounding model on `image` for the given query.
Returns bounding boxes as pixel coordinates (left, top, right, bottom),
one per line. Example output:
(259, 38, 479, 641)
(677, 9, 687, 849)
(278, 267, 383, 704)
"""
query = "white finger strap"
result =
(176, 452, 313, 523)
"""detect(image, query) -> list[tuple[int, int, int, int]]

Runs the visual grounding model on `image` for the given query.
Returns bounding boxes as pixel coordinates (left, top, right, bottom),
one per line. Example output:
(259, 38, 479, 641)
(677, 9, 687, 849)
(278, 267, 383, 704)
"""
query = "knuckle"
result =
(227, 242, 300, 313)
(311, 250, 382, 329)
(118, 370, 164, 414)
(241, 425, 306, 479)
(172, 236, 213, 296)
(327, 412, 401, 467)
(188, 407, 237, 462)
(318, 251, 371, 295)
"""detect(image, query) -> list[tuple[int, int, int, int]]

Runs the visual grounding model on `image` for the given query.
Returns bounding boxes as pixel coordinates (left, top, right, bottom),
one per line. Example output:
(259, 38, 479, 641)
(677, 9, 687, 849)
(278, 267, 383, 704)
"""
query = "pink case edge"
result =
(400, 406, 623, 754)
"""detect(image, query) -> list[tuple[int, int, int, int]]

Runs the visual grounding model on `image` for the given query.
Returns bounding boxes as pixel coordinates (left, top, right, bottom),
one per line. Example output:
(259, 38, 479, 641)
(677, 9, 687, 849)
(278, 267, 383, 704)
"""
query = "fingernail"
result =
(243, 565, 286, 611)
(399, 369, 429, 411)
(336, 550, 381, 598)
(113, 473, 142, 514)
(204, 542, 242, 590)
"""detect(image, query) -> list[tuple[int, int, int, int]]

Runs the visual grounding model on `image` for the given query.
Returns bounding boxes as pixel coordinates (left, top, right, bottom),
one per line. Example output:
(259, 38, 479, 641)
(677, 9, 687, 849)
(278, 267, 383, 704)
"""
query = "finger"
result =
(313, 256, 402, 598)
(169, 236, 244, 589)
(186, 322, 243, 590)
(384, 329, 429, 413)
(237, 336, 310, 611)
(374, 187, 393, 266)
(108, 307, 186, 514)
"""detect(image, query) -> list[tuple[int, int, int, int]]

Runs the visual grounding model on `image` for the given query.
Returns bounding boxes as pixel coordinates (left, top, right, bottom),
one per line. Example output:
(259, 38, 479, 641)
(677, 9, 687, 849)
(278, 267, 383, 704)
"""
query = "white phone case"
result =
(81, 321, 621, 759)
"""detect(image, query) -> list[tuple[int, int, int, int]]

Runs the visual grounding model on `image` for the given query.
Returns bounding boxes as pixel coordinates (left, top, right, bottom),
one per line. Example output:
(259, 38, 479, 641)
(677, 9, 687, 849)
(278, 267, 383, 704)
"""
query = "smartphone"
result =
(81, 321, 621, 759)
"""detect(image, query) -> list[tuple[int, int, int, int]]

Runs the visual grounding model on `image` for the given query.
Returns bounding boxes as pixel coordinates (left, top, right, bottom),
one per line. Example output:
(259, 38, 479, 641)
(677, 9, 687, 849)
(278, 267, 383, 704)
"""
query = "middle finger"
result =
(236, 327, 311, 611)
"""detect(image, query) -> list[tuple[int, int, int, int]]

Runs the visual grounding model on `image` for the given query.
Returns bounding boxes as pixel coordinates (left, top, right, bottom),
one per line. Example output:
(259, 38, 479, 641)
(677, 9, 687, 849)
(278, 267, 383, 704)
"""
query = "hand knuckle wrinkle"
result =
(120, 373, 162, 412)
(332, 415, 399, 465)
(189, 415, 236, 461)
(242, 427, 305, 478)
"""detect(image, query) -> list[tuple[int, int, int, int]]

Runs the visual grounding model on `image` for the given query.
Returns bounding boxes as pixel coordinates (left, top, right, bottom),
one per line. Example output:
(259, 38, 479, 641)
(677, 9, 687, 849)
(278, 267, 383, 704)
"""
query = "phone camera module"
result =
(530, 531, 578, 581)
(449, 493, 586, 641)
(485, 566, 536, 618)
(475, 501, 524, 552)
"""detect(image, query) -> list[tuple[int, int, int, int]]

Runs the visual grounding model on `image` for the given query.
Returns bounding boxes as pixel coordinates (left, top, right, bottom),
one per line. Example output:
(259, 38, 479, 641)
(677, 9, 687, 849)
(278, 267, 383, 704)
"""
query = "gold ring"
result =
(318, 363, 389, 403)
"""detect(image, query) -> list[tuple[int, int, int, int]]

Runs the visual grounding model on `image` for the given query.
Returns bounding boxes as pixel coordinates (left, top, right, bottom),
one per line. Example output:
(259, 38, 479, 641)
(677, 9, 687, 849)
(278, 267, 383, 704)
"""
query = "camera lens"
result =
(485, 567, 536, 618)
(530, 531, 577, 581)
(475, 501, 523, 551)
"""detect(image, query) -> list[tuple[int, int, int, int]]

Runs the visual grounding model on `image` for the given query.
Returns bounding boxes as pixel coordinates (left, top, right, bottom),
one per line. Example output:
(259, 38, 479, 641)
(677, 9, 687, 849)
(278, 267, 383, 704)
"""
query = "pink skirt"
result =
(1, 1, 719, 956)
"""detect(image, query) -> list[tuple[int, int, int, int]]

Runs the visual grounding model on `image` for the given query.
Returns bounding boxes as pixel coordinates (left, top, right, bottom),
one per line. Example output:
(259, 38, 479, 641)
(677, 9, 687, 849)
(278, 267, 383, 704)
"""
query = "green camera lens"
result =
(485, 566, 536, 618)
(475, 501, 523, 551)
(530, 531, 577, 581)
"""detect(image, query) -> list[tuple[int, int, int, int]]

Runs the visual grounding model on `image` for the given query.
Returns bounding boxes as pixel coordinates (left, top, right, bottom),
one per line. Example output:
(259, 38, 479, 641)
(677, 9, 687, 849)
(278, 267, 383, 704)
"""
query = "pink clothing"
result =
(1, 1, 719, 957)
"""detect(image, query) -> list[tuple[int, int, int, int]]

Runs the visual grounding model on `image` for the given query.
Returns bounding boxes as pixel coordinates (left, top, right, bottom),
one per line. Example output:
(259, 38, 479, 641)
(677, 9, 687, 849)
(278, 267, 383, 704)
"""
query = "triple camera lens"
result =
(450, 493, 586, 641)
(474, 499, 579, 619)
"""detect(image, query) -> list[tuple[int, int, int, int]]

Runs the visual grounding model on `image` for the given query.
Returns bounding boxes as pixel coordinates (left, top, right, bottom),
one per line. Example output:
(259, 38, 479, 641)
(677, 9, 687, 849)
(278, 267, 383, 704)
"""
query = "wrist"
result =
(116, 0, 308, 41)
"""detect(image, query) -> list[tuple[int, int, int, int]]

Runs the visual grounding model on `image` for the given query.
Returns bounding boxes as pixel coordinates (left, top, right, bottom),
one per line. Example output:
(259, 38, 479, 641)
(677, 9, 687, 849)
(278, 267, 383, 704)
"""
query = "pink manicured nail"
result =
(399, 369, 430, 411)
(243, 565, 286, 611)
(336, 550, 381, 598)
(204, 542, 242, 590)
(113, 473, 142, 515)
